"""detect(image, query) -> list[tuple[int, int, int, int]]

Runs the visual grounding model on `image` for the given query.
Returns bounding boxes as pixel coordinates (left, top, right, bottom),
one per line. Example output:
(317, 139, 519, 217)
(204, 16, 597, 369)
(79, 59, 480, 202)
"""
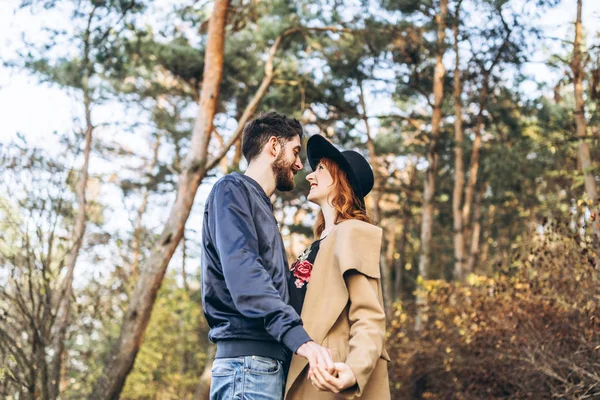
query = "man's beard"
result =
(272, 152, 296, 192)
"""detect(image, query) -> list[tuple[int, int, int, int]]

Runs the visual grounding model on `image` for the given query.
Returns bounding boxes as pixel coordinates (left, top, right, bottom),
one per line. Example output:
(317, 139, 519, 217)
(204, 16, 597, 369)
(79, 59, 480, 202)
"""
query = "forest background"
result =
(1, 0, 599, 398)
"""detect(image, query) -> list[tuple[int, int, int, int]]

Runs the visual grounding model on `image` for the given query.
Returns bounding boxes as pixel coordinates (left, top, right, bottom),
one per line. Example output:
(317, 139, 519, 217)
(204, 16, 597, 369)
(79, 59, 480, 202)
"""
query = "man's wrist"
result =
(282, 325, 311, 353)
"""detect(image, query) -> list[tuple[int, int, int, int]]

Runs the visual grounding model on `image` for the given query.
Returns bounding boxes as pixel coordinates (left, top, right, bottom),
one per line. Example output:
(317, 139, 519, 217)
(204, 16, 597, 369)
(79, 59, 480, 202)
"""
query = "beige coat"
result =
(285, 219, 391, 400)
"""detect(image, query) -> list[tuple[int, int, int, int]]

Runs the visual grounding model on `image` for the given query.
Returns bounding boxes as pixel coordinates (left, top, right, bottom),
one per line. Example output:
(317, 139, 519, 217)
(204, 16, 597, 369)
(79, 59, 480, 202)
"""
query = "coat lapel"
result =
(286, 230, 350, 392)
(301, 231, 349, 343)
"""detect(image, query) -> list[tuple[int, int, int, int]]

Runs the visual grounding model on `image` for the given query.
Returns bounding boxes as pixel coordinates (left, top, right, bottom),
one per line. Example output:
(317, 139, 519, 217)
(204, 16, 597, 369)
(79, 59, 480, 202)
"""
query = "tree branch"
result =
(205, 25, 352, 171)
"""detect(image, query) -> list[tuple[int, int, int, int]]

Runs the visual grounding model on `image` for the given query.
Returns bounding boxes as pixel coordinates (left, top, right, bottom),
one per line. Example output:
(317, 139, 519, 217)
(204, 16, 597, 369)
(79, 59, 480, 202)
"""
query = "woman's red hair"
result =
(313, 157, 371, 238)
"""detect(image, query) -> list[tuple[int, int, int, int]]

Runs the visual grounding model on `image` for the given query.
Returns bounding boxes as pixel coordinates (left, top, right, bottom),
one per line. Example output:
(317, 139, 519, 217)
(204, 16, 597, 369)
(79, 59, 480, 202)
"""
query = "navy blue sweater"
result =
(201, 172, 311, 361)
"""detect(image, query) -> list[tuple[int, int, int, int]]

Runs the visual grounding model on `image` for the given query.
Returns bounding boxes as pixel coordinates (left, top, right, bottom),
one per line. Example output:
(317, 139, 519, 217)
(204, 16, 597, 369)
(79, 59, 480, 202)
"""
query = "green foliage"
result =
(120, 275, 208, 400)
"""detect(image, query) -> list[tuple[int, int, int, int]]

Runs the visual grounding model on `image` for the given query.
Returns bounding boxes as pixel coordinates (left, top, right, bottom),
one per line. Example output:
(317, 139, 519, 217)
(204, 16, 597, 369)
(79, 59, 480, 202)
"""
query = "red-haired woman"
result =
(284, 135, 391, 400)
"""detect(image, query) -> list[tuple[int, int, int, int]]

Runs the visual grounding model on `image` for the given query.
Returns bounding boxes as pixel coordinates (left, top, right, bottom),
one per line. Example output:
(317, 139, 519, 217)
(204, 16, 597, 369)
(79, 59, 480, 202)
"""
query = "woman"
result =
(285, 134, 390, 399)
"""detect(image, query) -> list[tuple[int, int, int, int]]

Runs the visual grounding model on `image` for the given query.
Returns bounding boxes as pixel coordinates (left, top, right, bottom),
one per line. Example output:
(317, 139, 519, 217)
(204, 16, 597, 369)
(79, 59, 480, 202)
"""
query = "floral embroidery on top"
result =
(290, 245, 314, 289)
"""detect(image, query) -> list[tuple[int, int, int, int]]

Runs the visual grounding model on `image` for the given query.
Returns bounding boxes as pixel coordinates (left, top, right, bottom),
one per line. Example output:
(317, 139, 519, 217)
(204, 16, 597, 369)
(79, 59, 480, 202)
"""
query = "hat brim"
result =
(306, 135, 364, 199)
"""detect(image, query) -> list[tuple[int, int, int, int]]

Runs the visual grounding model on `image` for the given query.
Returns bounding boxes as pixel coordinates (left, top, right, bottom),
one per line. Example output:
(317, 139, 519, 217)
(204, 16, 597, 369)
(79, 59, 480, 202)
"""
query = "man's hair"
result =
(242, 111, 303, 162)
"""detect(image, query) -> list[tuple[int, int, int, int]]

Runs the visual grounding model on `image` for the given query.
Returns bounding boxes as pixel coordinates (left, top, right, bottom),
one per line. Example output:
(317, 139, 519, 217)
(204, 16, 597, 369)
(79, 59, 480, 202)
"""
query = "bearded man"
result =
(201, 111, 334, 400)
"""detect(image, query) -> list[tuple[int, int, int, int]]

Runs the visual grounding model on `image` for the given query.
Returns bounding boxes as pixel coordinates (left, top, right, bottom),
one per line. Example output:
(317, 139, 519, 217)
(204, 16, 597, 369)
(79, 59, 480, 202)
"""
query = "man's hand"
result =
(296, 341, 335, 376)
(310, 362, 357, 393)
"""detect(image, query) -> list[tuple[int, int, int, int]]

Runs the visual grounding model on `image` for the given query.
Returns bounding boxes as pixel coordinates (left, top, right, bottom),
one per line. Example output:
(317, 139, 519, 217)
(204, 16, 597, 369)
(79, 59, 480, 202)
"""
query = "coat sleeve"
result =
(334, 220, 387, 398)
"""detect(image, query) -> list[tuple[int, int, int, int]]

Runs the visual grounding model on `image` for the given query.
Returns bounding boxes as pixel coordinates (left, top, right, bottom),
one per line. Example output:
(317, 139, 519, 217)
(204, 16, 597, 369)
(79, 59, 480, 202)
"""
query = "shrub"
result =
(387, 222, 600, 399)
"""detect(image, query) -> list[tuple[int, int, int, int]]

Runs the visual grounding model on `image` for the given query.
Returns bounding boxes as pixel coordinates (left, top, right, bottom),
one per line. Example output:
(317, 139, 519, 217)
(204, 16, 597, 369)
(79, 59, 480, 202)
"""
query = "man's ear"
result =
(267, 136, 280, 157)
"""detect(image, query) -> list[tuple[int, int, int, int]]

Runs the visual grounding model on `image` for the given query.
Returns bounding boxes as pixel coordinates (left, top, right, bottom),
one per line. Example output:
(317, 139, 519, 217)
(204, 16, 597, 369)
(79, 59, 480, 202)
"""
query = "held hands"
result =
(296, 342, 357, 393)
(296, 341, 335, 376)
(310, 362, 357, 393)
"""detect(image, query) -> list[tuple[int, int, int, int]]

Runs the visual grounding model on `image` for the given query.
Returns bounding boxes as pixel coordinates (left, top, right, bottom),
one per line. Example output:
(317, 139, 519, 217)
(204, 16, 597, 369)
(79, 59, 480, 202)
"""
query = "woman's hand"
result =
(310, 362, 357, 393)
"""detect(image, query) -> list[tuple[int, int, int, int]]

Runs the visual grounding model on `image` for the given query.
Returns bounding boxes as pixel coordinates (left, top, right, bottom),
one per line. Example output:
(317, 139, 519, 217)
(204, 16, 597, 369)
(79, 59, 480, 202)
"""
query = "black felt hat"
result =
(306, 134, 375, 201)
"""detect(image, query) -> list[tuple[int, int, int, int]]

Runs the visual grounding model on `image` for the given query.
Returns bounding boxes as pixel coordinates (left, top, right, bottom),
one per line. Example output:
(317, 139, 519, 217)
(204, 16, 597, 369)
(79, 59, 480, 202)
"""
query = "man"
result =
(201, 112, 334, 400)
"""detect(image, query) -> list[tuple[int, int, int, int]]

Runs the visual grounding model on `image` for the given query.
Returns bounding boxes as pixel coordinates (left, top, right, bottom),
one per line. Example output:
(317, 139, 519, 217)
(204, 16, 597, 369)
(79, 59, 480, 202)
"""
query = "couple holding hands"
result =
(201, 112, 390, 399)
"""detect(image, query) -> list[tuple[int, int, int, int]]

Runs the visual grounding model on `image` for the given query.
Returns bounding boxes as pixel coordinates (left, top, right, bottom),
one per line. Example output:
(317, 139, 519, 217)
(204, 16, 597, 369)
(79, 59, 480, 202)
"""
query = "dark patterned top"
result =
(288, 238, 324, 316)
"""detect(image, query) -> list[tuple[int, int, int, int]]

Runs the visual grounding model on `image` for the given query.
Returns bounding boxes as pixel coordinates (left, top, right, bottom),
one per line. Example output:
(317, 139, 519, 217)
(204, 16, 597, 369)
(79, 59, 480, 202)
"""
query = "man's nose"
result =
(295, 158, 304, 170)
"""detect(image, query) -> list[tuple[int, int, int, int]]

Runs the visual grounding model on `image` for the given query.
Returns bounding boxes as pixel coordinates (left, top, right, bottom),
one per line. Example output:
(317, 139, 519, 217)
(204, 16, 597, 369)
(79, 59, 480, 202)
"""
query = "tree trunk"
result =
(466, 185, 484, 273)
(480, 203, 496, 271)
(383, 222, 396, 318)
(212, 128, 230, 174)
(35, 330, 50, 400)
(418, 0, 447, 281)
(394, 209, 409, 302)
(462, 73, 489, 229)
(181, 231, 189, 293)
(416, 0, 447, 332)
(359, 81, 392, 316)
(395, 163, 416, 301)
(571, 0, 599, 242)
(452, 17, 466, 280)
(193, 344, 216, 400)
(89, 2, 230, 398)
(461, 14, 512, 272)
(48, 11, 96, 395)
(48, 126, 92, 399)
(232, 137, 243, 170)
(359, 81, 382, 224)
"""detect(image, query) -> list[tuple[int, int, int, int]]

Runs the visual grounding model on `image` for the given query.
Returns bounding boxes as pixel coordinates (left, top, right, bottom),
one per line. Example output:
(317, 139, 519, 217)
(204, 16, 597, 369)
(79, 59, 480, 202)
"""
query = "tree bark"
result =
(394, 164, 415, 301)
(452, 12, 466, 280)
(359, 81, 391, 316)
(461, 11, 512, 275)
(571, 0, 599, 242)
(416, 0, 447, 332)
(359, 81, 382, 224)
(48, 114, 92, 400)
(467, 185, 484, 273)
(181, 231, 189, 293)
(232, 137, 243, 170)
(211, 128, 230, 174)
(462, 73, 488, 229)
(89, 2, 230, 398)
(48, 8, 96, 397)
(418, 0, 447, 281)
(193, 344, 216, 400)
(383, 222, 396, 318)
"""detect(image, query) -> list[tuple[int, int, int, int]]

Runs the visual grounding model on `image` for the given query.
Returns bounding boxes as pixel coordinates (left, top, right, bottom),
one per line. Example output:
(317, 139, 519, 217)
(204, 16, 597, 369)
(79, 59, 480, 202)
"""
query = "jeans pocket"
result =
(211, 358, 239, 376)
(246, 356, 281, 375)
(243, 357, 285, 400)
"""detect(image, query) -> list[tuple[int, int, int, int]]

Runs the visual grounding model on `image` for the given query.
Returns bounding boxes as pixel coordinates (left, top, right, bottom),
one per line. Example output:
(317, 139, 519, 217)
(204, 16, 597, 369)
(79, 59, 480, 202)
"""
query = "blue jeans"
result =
(210, 356, 285, 400)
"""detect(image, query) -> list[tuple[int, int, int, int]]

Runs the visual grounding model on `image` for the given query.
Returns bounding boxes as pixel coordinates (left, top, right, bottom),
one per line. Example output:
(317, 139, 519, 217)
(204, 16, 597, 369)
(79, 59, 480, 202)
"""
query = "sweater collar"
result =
(234, 172, 273, 209)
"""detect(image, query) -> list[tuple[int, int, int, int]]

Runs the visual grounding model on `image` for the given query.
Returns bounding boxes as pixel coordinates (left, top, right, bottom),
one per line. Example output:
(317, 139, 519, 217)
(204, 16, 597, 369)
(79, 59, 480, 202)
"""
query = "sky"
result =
(2, 0, 600, 144)
(1, 0, 599, 283)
